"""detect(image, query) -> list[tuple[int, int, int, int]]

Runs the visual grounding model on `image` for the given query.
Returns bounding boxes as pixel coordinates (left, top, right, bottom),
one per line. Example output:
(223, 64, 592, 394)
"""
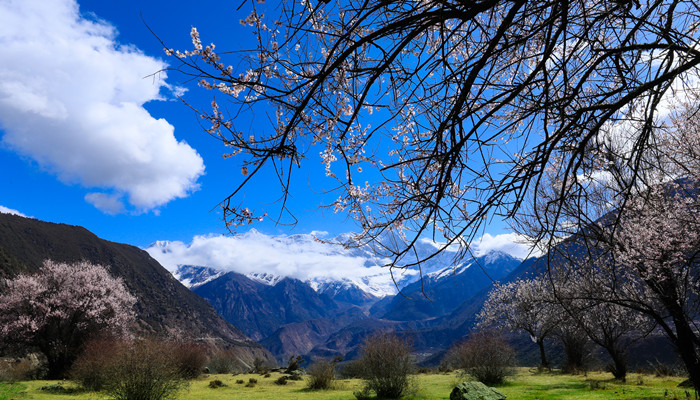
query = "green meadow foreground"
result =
(0, 369, 690, 400)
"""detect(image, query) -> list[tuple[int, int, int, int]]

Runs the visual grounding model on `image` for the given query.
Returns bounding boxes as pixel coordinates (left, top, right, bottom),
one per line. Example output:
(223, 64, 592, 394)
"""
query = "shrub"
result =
(275, 375, 289, 385)
(0, 354, 47, 382)
(306, 357, 340, 390)
(285, 355, 304, 374)
(70, 337, 122, 391)
(101, 338, 186, 400)
(236, 379, 245, 384)
(207, 348, 239, 374)
(353, 386, 373, 400)
(355, 331, 415, 399)
(208, 379, 226, 388)
(252, 357, 270, 374)
(338, 359, 364, 379)
(445, 330, 516, 385)
(171, 341, 208, 379)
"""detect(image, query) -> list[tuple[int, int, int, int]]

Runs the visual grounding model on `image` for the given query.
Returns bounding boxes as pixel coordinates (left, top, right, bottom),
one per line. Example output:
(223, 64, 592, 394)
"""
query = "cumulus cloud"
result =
(0, 0, 204, 213)
(84, 192, 125, 215)
(0, 205, 27, 217)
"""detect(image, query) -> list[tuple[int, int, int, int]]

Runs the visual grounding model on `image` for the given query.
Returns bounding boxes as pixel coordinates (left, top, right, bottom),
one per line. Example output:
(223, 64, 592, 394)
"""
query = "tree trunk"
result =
(605, 348, 627, 381)
(670, 312, 700, 395)
(537, 339, 550, 370)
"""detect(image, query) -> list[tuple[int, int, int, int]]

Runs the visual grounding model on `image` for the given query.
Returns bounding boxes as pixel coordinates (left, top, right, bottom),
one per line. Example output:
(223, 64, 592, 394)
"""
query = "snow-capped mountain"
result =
(247, 272, 283, 286)
(173, 265, 225, 288)
(145, 231, 529, 299)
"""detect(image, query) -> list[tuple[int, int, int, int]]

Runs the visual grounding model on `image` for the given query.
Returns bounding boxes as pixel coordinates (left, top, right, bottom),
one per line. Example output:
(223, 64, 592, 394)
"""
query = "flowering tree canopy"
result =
(0, 260, 137, 378)
(478, 278, 559, 369)
(517, 99, 700, 388)
(164, 0, 700, 269)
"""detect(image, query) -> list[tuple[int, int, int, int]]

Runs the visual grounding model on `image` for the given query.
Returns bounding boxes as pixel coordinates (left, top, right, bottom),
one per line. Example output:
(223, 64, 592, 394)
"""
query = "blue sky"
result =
(0, 0, 517, 259)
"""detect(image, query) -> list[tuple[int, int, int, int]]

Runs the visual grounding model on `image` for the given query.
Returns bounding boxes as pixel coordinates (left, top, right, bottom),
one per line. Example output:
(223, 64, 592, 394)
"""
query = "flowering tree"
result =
(0, 260, 137, 378)
(163, 0, 700, 271)
(551, 275, 654, 380)
(515, 100, 700, 388)
(478, 278, 559, 369)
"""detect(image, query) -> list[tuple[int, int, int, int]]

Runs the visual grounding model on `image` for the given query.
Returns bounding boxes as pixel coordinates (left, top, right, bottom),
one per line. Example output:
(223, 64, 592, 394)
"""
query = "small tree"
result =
(445, 331, 516, 385)
(356, 332, 414, 399)
(0, 260, 136, 378)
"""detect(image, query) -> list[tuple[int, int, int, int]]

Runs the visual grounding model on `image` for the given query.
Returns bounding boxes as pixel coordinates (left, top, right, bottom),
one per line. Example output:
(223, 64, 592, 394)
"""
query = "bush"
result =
(355, 331, 415, 399)
(208, 379, 226, 388)
(70, 337, 122, 391)
(306, 357, 341, 390)
(445, 331, 516, 385)
(207, 348, 239, 374)
(275, 375, 289, 385)
(285, 355, 304, 374)
(338, 359, 364, 379)
(0, 354, 47, 382)
(252, 357, 270, 374)
(101, 339, 186, 400)
(171, 341, 208, 379)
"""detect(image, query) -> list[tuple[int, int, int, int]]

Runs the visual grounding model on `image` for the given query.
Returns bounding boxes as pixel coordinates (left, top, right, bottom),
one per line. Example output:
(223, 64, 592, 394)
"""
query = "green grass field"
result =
(0, 369, 690, 400)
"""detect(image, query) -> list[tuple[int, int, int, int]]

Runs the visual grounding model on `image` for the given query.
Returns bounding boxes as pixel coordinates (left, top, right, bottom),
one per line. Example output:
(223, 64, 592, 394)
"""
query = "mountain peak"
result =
(247, 272, 283, 286)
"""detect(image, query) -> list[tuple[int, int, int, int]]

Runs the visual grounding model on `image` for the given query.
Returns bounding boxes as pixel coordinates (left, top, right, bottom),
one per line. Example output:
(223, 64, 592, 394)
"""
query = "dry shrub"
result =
(207, 348, 239, 374)
(445, 330, 516, 385)
(72, 337, 186, 399)
(102, 338, 186, 400)
(70, 337, 122, 391)
(0, 355, 45, 382)
(356, 331, 414, 399)
(171, 341, 208, 379)
(306, 357, 341, 390)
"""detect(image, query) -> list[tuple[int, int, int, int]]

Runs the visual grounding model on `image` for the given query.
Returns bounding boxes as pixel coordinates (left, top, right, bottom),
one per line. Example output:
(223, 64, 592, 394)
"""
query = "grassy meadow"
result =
(0, 368, 691, 400)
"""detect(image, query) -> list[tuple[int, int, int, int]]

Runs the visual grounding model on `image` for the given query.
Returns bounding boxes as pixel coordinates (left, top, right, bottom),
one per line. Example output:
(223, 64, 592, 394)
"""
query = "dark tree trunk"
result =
(670, 313, 700, 395)
(605, 348, 627, 381)
(537, 339, 550, 370)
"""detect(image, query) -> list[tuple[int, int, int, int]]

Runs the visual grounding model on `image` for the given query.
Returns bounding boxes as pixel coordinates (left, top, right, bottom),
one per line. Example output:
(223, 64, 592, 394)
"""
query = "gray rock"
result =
(450, 381, 507, 400)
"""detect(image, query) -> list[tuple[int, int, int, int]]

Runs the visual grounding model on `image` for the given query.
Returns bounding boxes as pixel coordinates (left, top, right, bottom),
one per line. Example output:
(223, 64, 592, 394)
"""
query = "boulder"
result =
(450, 381, 507, 400)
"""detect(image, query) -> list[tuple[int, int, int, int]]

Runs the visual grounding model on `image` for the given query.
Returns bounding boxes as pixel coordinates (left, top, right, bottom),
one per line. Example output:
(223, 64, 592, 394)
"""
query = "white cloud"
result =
(0, 205, 27, 217)
(0, 0, 204, 213)
(418, 232, 540, 260)
(470, 232, 541, 259)
(145, 230, 419, 296)
(85, 192, 125, 215)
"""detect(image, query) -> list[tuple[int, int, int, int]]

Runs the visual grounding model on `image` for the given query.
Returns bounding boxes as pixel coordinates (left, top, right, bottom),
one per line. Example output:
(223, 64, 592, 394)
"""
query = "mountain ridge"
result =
(0, 213, 275, 370)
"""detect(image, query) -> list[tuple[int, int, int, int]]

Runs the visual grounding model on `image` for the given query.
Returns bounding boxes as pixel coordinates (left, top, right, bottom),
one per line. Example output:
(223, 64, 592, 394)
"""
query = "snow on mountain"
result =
(425, 262, 470, 280)
(247, 272, 283, 286)
(146, 231, 531, 299)
(172, 265, 226, 288)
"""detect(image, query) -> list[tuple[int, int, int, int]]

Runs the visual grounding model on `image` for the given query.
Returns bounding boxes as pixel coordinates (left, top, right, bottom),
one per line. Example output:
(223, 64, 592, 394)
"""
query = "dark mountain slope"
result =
(194, 272, 341, 341)
(0, 213, 274, 368)
(380, 252, 521, 321)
